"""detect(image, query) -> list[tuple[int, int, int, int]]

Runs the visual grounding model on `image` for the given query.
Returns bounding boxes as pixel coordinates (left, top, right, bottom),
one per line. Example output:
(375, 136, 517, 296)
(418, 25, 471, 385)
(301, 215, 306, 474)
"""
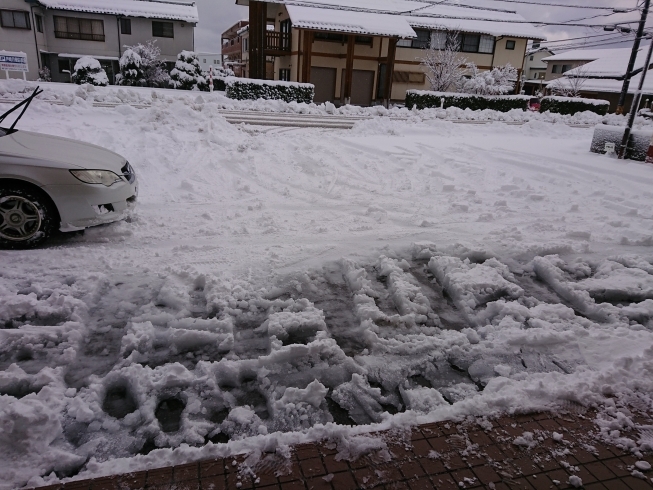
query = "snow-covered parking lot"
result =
(1, 82, 653, 489)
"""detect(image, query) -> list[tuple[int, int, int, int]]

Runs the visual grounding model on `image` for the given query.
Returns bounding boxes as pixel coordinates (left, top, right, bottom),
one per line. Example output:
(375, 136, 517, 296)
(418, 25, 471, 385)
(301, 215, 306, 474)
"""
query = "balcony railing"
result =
(266, 31, 291, 52)
(55, 31, 105, 42)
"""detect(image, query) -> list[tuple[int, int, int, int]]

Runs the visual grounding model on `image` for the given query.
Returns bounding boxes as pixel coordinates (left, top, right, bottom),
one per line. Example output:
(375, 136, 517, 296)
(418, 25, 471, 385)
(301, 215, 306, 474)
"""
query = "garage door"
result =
(310, 67, 337, 104)
(351, 70, 375, 106)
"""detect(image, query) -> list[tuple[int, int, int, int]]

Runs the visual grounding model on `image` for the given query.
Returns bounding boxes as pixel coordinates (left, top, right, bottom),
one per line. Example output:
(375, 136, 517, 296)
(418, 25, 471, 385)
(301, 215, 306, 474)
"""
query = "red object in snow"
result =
(528, 98, 541, 112)
(646, 135, 653, 163)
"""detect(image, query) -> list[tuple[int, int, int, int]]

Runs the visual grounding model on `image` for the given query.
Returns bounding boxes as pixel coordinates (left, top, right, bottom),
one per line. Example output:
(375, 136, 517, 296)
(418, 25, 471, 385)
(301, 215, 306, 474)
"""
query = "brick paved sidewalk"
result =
(33, 409, 653, 490)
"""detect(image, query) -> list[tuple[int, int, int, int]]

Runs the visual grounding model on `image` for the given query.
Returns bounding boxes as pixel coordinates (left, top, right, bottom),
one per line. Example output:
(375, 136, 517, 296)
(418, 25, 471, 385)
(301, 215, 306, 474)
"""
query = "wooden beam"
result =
(384, 37, 397, 108)
(343, 35, 355, 103)
(302, 30, 313, 83)
(249, 1, 267, 79)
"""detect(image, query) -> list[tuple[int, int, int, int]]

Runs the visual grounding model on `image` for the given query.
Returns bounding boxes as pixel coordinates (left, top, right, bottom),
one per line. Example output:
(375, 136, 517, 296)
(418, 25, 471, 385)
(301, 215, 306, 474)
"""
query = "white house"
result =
(0, 0, 198, 83)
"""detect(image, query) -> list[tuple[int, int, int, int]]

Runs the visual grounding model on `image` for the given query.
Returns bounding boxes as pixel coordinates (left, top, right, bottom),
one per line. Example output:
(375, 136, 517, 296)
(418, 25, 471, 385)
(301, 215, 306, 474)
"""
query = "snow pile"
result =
(2, 80, 653, 128)
(1, 83, 653, 488)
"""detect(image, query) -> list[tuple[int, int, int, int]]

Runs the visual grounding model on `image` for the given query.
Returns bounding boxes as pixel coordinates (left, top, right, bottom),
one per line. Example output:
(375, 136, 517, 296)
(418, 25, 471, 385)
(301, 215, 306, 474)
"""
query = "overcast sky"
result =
(194, 0, 648, 55)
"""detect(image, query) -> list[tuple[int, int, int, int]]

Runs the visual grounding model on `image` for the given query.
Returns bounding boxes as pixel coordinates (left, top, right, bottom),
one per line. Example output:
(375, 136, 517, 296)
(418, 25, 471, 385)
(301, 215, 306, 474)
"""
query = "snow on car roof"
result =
(239, 0, 546, 40)
(37, 0, 199, 23)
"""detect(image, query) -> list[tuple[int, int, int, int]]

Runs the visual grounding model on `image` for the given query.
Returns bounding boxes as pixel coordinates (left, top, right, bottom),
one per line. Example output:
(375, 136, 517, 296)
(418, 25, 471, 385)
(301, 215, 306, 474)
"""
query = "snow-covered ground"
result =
(1, 82, 653, 489)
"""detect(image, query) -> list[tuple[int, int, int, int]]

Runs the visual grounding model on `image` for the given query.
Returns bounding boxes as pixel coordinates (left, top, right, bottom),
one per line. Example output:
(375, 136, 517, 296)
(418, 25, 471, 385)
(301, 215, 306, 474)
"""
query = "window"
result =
(35, 14, 44, 33)
(552, 64, 560, 74)
(279, 68, 290, 81)
(58, 58, 71, 74)
(54, 16, 105, 41)
(562, 64, 572, 73)
(314, 32, 344, 42)
(506, 39, 516, 50)
(412, 29, 430, 49)
(0, 10, 31, 29)
(393, 71, 426, 84)
(120, 18, 131, 35)
(152, 21, 174, 38)
(530, 55, 534, 61)
(203, 58, 206, 63)
(479, 35, 495, 54)
(356, 35, 373, 45)
(461, 34, 480, 52)
(431, 31, 447, 50)
(397, 38, 412, 47)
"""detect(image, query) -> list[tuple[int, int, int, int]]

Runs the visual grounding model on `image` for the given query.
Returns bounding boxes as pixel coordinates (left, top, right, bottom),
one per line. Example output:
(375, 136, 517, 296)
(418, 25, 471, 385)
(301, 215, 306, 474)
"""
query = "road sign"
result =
(0, 51, 28, 72)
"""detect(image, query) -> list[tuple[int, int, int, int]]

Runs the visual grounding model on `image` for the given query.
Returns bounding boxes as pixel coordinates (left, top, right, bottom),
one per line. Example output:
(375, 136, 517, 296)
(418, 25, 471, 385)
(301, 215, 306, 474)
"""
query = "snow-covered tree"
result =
(126, 41, 170, 87)
(420, 31, 468, 92)
(169, 51, 207, 91)
(72, 57, 109, 86)
(212, 65, 234, 78)
(460, 63, 517, 95)
(116, 49, 145, 86)
(549, 65, 589, 98)
(37, 66, 51, 82)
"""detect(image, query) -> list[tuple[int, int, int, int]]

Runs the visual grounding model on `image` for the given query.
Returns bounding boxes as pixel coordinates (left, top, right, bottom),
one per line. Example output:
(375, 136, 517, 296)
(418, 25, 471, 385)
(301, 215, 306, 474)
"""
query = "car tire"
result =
(0, 185, 58, 249)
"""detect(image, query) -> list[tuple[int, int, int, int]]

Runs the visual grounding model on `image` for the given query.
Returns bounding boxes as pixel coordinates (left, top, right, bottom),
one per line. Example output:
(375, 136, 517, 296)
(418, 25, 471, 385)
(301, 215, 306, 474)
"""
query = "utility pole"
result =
(616, 0, 650, 115)
(619, 36, 653, 159)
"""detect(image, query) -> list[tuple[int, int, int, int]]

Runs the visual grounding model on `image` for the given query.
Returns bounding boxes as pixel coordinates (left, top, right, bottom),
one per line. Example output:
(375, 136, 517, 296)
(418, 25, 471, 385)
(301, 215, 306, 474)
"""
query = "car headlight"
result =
(70, 169, 123, 187)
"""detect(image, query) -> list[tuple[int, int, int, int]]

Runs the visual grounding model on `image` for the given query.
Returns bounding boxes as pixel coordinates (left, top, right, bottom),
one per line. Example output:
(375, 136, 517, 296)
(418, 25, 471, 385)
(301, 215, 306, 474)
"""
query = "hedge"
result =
(590, 125, 651, 161)
(225, 78, 314, 104)
(406, 90, 531, 112)
(540, 96, 609, 116)
(213, 77, 226, 92)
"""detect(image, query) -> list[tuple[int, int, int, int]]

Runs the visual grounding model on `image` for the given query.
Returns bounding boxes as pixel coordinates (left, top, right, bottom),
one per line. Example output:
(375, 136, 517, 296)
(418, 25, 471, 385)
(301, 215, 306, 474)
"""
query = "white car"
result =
(0, 89, 137, 248)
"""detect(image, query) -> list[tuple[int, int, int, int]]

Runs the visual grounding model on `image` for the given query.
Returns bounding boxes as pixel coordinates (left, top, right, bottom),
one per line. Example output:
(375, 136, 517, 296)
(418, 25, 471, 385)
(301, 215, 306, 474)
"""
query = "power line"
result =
(539, 32, 633, 45)
(538, 37, 641, 51)
(411, 0, 633, 9)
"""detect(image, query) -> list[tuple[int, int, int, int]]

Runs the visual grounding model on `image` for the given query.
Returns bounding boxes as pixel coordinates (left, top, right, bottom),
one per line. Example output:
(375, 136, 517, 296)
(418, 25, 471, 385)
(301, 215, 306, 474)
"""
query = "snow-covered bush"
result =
(169, 51, 207, 91)
(541, 96, 609, 116)
(406, 90, 530, 112)
(37, 66, 51, 82)
(226, 78, 314, 104)
(120, 41, 169, 87)
(72, 57, 109, 86)
(590, 125, 651, 161)
(461, 63, 518, 96)
(115, 49, 145, 87)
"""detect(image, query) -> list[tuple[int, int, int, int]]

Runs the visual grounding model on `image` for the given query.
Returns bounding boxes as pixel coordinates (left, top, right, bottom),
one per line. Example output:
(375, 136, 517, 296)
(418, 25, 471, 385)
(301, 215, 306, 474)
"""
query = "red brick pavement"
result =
(30, 409, 653, 490)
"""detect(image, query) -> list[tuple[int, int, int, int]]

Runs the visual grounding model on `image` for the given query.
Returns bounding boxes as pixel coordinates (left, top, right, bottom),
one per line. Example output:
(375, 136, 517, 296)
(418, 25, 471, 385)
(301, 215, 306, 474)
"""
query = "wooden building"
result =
(234, 0, 545, 106)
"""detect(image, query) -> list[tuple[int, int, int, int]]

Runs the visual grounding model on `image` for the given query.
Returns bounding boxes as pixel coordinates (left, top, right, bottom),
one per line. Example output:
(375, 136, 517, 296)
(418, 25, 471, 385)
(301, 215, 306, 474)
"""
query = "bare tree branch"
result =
(420, 31, 468, 92)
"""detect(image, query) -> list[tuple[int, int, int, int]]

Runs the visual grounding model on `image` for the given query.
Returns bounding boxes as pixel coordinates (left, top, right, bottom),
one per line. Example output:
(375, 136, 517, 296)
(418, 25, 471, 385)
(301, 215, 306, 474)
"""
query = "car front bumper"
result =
(43, 178, 138, 232)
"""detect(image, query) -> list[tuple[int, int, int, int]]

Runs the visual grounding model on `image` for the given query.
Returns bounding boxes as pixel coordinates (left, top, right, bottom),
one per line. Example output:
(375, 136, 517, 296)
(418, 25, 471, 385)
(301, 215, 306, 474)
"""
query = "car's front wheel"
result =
(0, 185, 57, 249)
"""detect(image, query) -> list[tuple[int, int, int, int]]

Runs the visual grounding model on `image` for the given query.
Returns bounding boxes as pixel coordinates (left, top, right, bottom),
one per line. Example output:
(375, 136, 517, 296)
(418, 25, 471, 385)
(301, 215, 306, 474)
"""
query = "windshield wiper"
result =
(0, 86, 43, 132)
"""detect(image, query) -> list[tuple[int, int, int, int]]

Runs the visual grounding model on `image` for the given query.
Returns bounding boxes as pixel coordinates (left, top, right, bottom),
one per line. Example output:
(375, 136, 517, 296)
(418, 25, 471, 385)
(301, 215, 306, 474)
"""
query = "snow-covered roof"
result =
(286, 5, 416, 38)
(237, 0, 546, 40)
(564, 47, 649, 79)
(542, 48, 626, 63)
(552, 70, 653, 94)
(36, 0, 199, 23)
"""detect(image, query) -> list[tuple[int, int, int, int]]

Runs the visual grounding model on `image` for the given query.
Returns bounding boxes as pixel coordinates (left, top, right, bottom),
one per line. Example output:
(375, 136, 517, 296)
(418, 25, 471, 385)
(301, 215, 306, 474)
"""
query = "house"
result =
(234, 0, 545, 106)
(521, 44, 554, 95)
(0, 0, 198, 83)
(540, 48, 621, 81)
(221, 19, 248, 77)
(197, 52, 222, 73)
(544, 47, 653, 112)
